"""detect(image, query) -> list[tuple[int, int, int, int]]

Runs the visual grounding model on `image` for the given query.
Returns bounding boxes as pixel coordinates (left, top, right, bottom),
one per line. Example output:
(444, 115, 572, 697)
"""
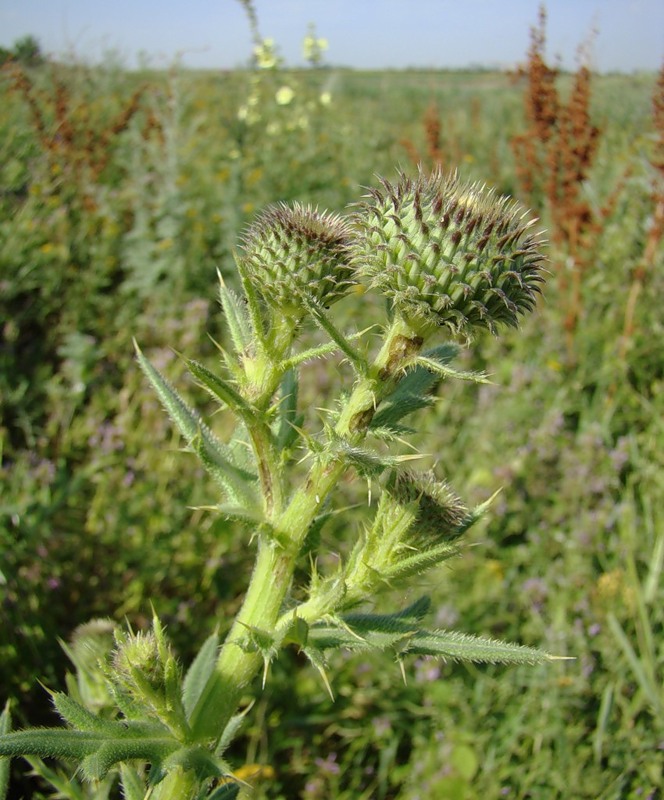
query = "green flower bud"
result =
(112, 630, 167, 698)
(350, 169, 546, 336)
(68, 618, 116, 711)
(386, 469, 470, 546)
(240, 202, 355, 315)
(343, 469, 470, 603)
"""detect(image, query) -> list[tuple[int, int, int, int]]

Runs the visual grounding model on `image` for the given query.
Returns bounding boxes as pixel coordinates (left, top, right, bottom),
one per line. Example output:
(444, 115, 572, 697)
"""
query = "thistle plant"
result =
(0, 168, 554, 799)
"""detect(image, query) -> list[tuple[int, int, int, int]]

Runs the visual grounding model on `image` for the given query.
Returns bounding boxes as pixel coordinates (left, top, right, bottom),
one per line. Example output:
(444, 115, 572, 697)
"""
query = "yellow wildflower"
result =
(275, 86, 295, 105)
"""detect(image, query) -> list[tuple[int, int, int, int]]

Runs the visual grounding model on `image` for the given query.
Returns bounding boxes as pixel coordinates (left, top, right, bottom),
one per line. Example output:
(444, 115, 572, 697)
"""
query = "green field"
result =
(1, 45, 662, 800)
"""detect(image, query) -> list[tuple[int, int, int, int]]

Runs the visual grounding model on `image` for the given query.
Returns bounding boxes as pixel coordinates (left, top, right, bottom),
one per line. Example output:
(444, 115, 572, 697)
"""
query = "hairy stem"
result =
(190, 315, 426, 745)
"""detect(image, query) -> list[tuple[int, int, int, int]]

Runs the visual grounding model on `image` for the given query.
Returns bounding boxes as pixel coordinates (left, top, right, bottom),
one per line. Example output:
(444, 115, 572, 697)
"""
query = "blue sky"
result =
(1, 0, 662, 72)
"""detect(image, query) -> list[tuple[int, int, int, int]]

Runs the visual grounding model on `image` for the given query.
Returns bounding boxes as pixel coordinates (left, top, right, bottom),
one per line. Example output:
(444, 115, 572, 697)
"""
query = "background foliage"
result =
(1, 11, 662, 798)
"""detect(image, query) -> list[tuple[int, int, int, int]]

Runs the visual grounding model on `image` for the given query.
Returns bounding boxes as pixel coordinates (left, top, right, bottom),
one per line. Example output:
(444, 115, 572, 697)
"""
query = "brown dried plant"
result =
(400, 101, 462, 173)
(511, 5, 602, 347)
(2, 60, 156, 193)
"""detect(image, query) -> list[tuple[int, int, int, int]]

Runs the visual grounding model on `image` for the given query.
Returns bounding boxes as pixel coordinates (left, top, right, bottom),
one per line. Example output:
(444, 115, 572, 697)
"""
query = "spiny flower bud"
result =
(350, 169, 546, 336)
(386, 470, 470, 545)
(343, 469, 471, 601)
(111, 629, 167, 698)
(240, 202, 355, 315)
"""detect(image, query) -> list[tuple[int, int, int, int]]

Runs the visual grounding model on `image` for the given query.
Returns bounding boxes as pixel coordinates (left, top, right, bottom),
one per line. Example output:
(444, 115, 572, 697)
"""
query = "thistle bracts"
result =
(385, 469, 471, 543)
(350, 168, 546, 337)
(240, 202, 355, 316)
(342, 470, 475, 604)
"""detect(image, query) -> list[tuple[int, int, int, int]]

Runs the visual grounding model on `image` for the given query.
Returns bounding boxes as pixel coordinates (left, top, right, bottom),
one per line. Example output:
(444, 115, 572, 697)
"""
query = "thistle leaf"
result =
(381, 540, 461, 583)
(301, 296, 368, 374)
(415, 355, 489, 385)
(388, 595, 432, 622)
(52, 693, 122, 735)
(305, 609, 553, 666)
(234, 252, 268, 348)
(218, 271, 253, 354)
(370, 344, 459, 430)
(134, 343, 259, 506)
(212, 503, 265, 524)
(334, 441, 402, 477)
(215, 705, 253, 757)
(161, 744, 225, 781)
(80, 736, 179, 781)
(0, 729, 178, 779)
(301, 647, 335, 700)
(307, 622, 412, 652)
(182, 632, 220, 720)
(186, 359, 257, 424)
(405, 629, 554, 665)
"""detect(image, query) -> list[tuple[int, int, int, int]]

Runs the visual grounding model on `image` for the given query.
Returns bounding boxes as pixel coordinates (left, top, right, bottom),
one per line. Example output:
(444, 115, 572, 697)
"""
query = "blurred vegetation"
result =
(0, 11, 662, 797)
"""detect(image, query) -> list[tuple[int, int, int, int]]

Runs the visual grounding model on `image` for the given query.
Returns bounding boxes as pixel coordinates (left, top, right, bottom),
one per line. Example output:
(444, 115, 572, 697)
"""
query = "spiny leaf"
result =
(0, 729, 104, 761)
(405, 629, 554, 665)
(162, 744, 225, 781)
(305, 617, 554, 666)
(367, 424, 416, 441)
(301, 647, 334, 701)
(23, 756, 92, 799)
(52, 693, 122, 735)
(218, 271, 253, 355)
(186, 358, 258, 425)
(307, 620, 414, 652)
(334, 441, 405, 477)
(283, 326, 375, 372)
(282, 340, 343, 369)
(81, 736, 179, 781)
(0, 729, 177, 775)
(210, 503, 265, 525)
(385, 595, 432, 623)
(415, 355, 489, 385)
(342, 609, 423, 635)
(301, 296, 368, 374)
(371, 344, 458, 430)
(182, 632, 220, 720)
(215, 705, 253, 758)
(233, 251, 268, 348)
(134, 343, 259, 506)
(380, 540, 461, 582)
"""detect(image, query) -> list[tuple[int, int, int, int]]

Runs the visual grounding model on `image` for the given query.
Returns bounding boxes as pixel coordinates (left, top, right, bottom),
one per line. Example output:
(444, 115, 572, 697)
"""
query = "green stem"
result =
(189, 447, 350, 744)
(241, 314, 299, 513)
(189, 537, 296, 741)
(149, 765, 199, 800)
(190, 315, 427, 745)
(246, 422, 283, 515)
(335, 314, 424, 437)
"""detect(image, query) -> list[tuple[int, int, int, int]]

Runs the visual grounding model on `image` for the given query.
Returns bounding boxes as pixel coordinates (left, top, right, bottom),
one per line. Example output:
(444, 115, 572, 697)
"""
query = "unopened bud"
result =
(240, 203, 355, 316)
(350, 169, 546, 336)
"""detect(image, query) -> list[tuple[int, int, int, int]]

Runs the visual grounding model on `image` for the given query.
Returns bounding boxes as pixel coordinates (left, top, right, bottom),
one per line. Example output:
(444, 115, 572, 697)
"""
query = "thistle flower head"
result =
(240, 202, 355, 315)
(350, 169, 546, 336)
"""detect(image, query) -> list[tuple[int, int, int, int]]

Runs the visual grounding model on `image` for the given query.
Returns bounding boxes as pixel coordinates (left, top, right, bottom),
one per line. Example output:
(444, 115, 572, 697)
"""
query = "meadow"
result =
(0, 14, 663, 799)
